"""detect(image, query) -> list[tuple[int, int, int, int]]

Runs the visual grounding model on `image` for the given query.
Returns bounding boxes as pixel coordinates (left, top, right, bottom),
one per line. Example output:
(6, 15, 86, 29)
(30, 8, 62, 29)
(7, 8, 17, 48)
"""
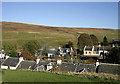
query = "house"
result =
(17, 60, 36, 70)
(57, 62, 96, 73)
(0, 58, 5, 68)
(76, 63, 96, 73)
(84, 46, 110, 56)
(110, 39, 120, 48)
(48, 48, 56, 58)
(58, 63, 76, 72)
(35, 62, 55, 71)
(46, 62, 55, 71)
(59, 47, 73, 57)
(0, 50, 7, 59)
(1, 57, 23, 70)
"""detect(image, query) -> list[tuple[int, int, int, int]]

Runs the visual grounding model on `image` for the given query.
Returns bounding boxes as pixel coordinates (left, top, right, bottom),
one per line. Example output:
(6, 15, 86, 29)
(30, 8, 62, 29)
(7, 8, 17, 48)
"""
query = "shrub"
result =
(106, 47, 120, 64)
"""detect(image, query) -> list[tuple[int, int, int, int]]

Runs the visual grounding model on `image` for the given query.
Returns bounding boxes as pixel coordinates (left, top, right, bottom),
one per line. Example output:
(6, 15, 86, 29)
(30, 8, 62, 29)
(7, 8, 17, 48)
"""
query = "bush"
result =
(106, 47, 120, 64)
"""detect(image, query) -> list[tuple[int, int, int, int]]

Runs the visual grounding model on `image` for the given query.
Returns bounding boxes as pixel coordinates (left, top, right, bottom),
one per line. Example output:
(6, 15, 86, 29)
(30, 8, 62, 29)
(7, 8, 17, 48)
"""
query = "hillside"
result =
(1, 21, 119, 48)
(2, 21, 117, 33)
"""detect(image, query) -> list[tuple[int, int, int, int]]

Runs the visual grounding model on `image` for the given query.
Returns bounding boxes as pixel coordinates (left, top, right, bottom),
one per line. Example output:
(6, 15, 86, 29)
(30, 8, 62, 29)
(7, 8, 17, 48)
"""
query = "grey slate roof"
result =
(48, 48, 57, 54)
(0, 59, 4, 65)
(98, 64, 120, 75)
(59, 63, 76, 72)
(48, 50, 56, 54)
(61, 48, 71, 52)
(112, 39, 120, 42)
(58, 63, 96, 73)
(85, 47, 92, 51)
(94, 47, 99, 51)
(2, 57, 19, 67)
(99, 46, 111, 51)
(76, 63, 96, 73)
(37, 62, 49, 66)
(17, 60, 36, 70)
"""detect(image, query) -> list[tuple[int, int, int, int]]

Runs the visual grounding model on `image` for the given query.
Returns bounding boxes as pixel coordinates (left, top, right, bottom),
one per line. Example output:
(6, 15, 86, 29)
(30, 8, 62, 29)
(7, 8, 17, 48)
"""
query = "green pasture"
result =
(2, 69, 119, 82)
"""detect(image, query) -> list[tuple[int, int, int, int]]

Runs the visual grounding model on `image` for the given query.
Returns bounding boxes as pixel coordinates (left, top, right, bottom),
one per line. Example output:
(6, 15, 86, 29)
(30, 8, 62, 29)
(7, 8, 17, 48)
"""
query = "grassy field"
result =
(2, 69, 119, 82)
(2, 21, 119, 48)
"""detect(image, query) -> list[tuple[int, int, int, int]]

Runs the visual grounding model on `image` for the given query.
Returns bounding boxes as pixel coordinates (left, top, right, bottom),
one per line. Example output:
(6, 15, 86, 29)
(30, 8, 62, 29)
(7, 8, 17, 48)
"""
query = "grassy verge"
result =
(2, 69, 119, 82)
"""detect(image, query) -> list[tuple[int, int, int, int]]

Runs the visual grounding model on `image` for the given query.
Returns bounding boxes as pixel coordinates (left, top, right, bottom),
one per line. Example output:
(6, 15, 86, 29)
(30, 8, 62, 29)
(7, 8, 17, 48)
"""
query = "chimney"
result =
(58, 46, 61, 50)
(19, 57, 24, 62)
(57, 59, 62, 65)
(36, 57, 40, 64)
(99, 43, 101, 47)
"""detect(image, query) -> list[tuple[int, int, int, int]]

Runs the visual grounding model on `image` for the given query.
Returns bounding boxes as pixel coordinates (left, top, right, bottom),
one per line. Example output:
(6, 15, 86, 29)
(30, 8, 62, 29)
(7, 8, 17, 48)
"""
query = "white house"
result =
(46, 62, 53, 71)
(48, 48, 56, 57)
(1, 57, 24, 70)
(84, 46, 110, 56)
(0, 50, 6, 59)
(59, 47, 73, 57)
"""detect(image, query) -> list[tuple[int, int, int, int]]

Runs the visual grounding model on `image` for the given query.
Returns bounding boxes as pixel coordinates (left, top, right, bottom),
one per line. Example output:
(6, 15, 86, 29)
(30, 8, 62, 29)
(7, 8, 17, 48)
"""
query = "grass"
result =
(2, 30, 119, 48)
(1, 21, 119, 49)
(2, 69, 119, 82)
(2, 32, 77, 48)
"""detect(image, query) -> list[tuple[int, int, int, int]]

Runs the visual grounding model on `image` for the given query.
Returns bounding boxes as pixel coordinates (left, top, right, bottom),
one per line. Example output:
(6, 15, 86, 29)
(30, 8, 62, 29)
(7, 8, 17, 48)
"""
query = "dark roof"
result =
(99, 47, 111, 51)
(85, 47, 92, 51)
(76, 64, 96, 72)
(61, 48, 71, 51)
(94, 47, 99, 51)
(17, 60, 36, 70)
(59, 63, 76, 72)
(58, 63, 96, 73)
(0, 59, 5, 68)
(98, 64, 120, 75)
(48, 48, 57, 54)
(37, 62, 49, 66)
(2, 57, 19, 67)
(112, 39, 120, 42)
(0, 51, 7, 53)
(48, 50, 56, 54)
(0, 59, 4, 64)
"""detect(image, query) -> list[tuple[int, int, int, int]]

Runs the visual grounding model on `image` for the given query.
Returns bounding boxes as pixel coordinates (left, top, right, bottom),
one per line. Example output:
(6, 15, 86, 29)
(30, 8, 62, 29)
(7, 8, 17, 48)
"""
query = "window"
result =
(89, 52, 91, 55)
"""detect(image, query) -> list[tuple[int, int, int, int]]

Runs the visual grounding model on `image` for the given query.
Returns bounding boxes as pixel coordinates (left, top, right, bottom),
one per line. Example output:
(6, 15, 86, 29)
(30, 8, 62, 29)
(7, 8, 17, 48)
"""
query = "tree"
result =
(106, 48, 120, 64)
(21, 48, 32, 60)
(23, 40, 40, 58)
(77, 33, 93, 50)
(90, 34, 98, 45)
(102, 36, 109, 46)
(62, 41, 73, 48)
(4, 44, 18, 57)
